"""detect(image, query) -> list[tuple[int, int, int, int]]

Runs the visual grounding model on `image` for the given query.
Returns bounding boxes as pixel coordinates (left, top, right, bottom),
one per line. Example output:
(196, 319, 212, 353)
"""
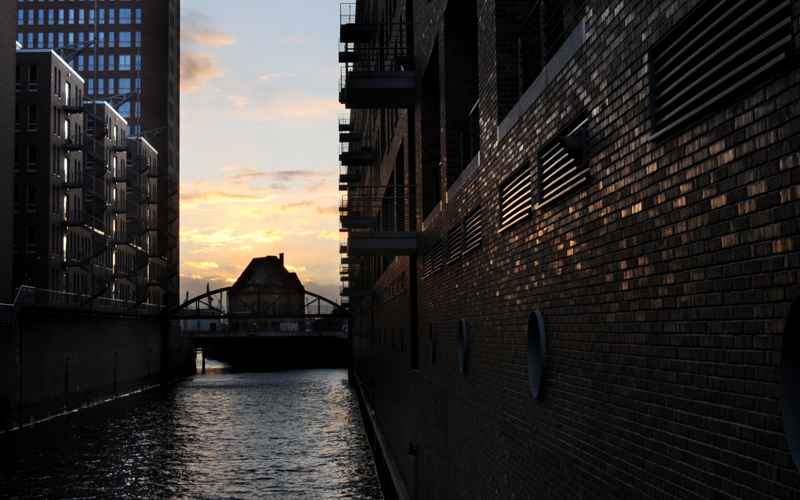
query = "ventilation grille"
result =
(500, 165, 532, 231)
(375, 272, 407, 307)
(538, 114, 588, 208)
(650, 0, 793, 137)
(447, 225, 462, 263)
(464, 207, 482, 254)
(423, 240, 443, 278)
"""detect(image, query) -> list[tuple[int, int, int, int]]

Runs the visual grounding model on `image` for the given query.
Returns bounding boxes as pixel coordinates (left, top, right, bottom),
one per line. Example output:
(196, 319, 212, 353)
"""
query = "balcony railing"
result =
(339, 19, 415, 108)
(339, 186, 417, 256)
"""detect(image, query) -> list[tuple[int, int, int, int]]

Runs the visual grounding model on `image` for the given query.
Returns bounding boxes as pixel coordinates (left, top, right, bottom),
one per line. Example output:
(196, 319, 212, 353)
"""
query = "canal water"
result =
(0, 367, 383, 499)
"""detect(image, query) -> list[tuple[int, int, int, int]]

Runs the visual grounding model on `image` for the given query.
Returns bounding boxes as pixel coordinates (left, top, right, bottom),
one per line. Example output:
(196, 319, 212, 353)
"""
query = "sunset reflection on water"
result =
(0, 369, 382, 499)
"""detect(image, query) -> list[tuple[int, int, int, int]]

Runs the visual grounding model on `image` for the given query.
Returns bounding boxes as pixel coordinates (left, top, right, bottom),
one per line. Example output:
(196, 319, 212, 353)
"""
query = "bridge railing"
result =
(0, 286, 164, 322)
(185, 329, 348, 339)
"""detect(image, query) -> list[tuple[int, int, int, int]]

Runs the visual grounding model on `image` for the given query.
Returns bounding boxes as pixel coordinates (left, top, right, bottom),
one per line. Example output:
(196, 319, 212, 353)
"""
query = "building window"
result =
(27, 145, 37, 172)
(119, 31, 131, 47)
(27, 8, 33, 25)
(17, 9, 23, 25)
(26, 186, 36, 212)
(27, 104, 37, 131)
(108, 8, 115, 24)
(68, 8, 74, 24)
(98, 55, 104, 71)
(87, 79, 94, 95)
(58, 8, 64, 25)
(119, 55, 131, 71)
(28, 65, 37, 91)
(48, 9, 54, 25)
(108, 78, 114, 94)
(109, 32, 115, 48)
(118, 78, 131, 93)
(36, 32, 43, 48)
(48, 32, 54, 48)
(108, 55, 115, 71)
(79, 9, 84, 24)
(26, 227, 36, 254)
(77, 55, 84, 71)
(88, 9, 94, 24)
(135, 54, 141, 71)
(37, 9, 43, 25)
(135, 31, 141, 47)
(135, 8, 141, 24)
(119, 8, 131, 24)
(99, 8, 104, 24)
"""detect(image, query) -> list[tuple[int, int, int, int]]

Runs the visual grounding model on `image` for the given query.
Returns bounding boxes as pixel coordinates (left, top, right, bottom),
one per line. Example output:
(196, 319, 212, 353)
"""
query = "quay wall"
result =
(0, 310, 195, 431)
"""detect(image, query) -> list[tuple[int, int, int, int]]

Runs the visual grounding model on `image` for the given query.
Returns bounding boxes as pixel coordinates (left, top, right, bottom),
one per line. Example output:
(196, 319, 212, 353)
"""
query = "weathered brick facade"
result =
(341, 0, 800, 498)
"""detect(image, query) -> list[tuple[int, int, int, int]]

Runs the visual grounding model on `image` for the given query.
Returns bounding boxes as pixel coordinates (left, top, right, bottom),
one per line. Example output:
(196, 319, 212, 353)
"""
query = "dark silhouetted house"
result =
(227, 254, 305, 332)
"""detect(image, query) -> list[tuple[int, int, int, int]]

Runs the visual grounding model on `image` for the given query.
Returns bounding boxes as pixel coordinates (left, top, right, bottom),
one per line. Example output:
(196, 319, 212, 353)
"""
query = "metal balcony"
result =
(339, 139, 372, 166)
(339, 186, 417, 256)
(338, 20, 415, 109)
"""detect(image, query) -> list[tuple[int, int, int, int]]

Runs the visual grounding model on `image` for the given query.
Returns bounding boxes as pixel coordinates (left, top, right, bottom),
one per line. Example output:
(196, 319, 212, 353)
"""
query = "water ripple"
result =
(0, 369, 382, 500)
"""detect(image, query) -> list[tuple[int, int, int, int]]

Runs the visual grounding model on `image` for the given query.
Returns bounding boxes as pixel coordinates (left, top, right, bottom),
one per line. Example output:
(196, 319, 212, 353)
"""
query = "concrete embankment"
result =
(0, 309, 195, 431)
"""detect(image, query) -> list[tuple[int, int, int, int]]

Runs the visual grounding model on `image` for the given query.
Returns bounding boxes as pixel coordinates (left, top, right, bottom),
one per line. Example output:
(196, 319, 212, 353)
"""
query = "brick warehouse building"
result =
(338, 0, 800, 498)
(15, 0, 181, 306)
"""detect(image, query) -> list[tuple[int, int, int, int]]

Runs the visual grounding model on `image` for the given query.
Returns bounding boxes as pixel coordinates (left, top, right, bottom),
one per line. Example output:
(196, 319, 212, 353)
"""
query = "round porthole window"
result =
(527, 310, 546, 399)
(429, 322, 436, 363)
(781, 294, 800, 470)
(458, 318, 468, 374)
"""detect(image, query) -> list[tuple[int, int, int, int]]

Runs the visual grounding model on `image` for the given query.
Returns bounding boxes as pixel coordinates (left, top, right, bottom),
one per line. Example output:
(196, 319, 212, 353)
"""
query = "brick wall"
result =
(350, 0, 800, 498)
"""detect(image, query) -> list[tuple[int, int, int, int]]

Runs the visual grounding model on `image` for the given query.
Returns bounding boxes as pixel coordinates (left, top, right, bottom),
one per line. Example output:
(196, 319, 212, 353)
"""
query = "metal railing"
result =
(0, 286, 164, 322)
(339, 21, 413, 95)
(518, 0, 586, 94)
(340, 186, 416, 232)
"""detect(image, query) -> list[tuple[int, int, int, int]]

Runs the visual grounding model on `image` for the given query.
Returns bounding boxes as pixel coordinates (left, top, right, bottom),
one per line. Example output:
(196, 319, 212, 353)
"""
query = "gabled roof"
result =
(232, 256, 304, 290)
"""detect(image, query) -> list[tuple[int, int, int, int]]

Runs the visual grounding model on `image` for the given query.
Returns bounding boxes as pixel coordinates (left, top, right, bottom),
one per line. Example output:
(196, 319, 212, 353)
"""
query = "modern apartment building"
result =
(338, 0, 800, 498)
(0, 3, 17, 302)
(16, 0, 180, 306)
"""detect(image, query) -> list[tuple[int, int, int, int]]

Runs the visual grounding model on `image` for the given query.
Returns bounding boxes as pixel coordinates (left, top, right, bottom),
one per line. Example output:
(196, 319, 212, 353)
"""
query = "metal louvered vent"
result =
(650, 0, 793, 137)
(464, 207, 482, 254)
(431, 240, 443, 274)
(500, 165, 532, 231)
(447, 225, 462, 263)
(423, 241, 443, 278)
(423, 250, 433, 279)
(537, 113, 588, 208)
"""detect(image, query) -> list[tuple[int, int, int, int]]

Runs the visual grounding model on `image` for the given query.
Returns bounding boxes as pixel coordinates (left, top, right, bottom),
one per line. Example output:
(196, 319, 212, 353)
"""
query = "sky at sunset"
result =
(179, 0, 342, 302)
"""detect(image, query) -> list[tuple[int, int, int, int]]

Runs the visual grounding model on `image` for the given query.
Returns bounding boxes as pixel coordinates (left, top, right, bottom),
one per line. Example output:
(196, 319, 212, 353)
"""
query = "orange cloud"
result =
(315, 205, 338, 215)
(181, 51, 226, 93)
(226, 96, 250, 107)
(181, 10, 236, 46)
(278, 201, 314, 212)
(185, 261, 220, 270)
(260, 73, 293, 82)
